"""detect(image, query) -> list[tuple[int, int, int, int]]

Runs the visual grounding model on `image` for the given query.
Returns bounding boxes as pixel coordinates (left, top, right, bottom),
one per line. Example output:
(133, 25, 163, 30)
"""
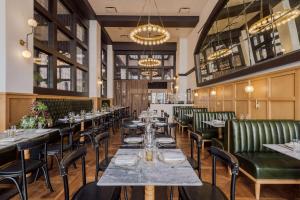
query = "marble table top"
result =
(57, 112, 111, 124)
(202, 120, 225, 128)
(97, 149, 202, 186)
(264, 144, 300, 160)
(0, 129, 59, 150)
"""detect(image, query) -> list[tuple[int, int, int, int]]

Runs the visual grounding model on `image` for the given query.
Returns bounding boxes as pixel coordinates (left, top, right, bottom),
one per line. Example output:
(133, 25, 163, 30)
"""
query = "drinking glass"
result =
(292, 138, 298, 150)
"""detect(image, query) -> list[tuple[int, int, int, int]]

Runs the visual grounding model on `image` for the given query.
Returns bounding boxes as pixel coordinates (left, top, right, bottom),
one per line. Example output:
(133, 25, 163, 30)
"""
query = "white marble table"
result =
(263, 144, 300, 160)
(97, 149, 202, 200)
(0, 129, 59, 151)
(203, 120, 225, 139)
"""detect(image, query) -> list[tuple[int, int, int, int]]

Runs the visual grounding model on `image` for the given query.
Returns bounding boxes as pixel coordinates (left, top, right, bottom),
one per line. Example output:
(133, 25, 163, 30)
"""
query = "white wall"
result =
(89, 20, 101, 97)
(107, 45, 114, 99)
(0, 0, 34, 93)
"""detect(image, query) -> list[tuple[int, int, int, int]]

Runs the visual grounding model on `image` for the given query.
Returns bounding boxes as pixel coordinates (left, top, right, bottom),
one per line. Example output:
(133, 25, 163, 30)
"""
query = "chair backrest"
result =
(190, 132, 201, 178)
(231, 120, 300, 153)
(17, 134, 49, 151)
(60, 147, 87, 200)
(94, 132, 109, 181)
(208, 146, 239, 200)
(194, 112, 236, 131)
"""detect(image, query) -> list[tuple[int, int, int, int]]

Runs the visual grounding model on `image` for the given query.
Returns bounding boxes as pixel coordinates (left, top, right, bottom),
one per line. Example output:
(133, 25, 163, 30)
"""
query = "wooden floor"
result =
(8, 128, 300, 200)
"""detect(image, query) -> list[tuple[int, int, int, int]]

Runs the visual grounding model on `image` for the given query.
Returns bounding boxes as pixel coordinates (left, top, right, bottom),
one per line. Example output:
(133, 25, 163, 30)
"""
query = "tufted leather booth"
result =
(231, 120, 300, 179)
(37, 98, 93, 126)
(193, 112, 235, 140)
(177, 107, 207, 126)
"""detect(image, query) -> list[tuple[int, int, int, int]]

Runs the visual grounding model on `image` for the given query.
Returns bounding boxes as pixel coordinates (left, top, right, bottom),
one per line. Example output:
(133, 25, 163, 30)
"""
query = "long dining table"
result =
(97, 148, 202, 200)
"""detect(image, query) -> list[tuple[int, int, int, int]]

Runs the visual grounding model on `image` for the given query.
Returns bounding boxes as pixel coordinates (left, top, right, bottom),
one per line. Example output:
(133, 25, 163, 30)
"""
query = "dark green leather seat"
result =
(194, 112, 235, 140)
(231, 120, 300, 179)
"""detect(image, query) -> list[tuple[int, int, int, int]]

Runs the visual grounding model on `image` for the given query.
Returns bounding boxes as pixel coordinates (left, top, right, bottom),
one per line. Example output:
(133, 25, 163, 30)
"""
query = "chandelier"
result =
(138, 57, 161, 67)
(130, 0, 170, 45)
(207, 48, 232, 61)
(249, 8, 300, 34)
(141, 70, 158, 76)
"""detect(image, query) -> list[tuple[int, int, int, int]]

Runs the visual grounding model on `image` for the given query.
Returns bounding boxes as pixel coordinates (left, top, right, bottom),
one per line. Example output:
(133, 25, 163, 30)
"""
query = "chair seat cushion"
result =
(0, 159, 43, 175)
(179, 182, 227, 200)
(195, 128, 218, 140)
(72, 182, 121, 200)
(235, 152, 300, 179)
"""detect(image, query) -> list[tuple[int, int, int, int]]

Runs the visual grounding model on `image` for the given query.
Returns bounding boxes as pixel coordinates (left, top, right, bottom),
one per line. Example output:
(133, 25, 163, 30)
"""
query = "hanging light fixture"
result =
(141, 70, 158, 76)
(249, 8, 300, 35)
(138, 57, 161, 67)
(130, 0, 170, 45)
(207, 48, 232, 61)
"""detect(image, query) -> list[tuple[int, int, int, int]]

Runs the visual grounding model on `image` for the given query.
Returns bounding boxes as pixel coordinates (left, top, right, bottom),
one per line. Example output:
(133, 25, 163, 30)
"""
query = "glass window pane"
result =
(152, 69, 162, 80)
(36, 0, 48, 10)
(164, 69, 174, 80)
(76, 69, 87, 92)
(34, 11, 49, 46)
(76, 23, 87, 43)
(57, 0, 72, 30)
(164, 55, 174, 66)
(127, 69, 139, 80)
(57, 59, 72, 91)
(128, 55, 138, 66)
(34, 49, 50, 88)
(115, 55, 126, 67)
(76, 46, 87, 65)
(57, 29, 71, 58)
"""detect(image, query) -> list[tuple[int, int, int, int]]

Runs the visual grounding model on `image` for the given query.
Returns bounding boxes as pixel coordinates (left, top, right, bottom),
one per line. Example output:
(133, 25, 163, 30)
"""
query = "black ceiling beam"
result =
(113, 42, 177, 52)
(97, 15, 199, 27)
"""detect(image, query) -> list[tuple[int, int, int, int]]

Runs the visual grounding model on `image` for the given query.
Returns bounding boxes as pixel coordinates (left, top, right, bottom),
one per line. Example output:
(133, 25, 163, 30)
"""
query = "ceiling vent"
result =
(179, 7, 190, 14)
(105, 7, 117, 14)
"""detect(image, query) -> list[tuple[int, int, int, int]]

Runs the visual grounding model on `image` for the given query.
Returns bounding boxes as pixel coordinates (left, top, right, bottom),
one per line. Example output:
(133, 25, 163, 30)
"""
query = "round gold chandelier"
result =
(141, 71, 158, 76)
(249, 9, 300, 34)
(207, 48, 232, 61)
(138, 57, 161, 67)
(130, 23, 170, 46)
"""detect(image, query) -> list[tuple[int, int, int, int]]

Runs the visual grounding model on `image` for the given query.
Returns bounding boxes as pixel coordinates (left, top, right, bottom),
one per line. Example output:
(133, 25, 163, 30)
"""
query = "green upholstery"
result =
(231, 119, 300, 179)
(37, 98, 93, 126)
(194, 112, 235, 140)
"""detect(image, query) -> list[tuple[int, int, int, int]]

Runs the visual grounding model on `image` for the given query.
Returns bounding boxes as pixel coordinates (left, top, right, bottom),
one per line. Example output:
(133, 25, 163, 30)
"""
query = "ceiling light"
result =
(141, 71, 158, 77)
(138, 58, 161, 67)
(179, 7, 190, 14)
(105, 7, 117, 14)
(249, 9, 300, 35)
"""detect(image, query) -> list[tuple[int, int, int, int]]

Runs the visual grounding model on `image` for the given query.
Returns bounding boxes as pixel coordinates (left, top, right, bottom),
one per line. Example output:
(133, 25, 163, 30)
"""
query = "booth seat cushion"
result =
(236, 152, 300, 179)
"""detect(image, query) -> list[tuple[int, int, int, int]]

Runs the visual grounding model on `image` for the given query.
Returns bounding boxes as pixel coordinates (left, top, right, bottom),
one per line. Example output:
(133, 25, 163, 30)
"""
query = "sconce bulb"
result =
(194, 92, 199, 97)
(174, 85, 179, 89)
(245, 85, 254, 93)
(98, 80, 103, 85)
(210, 90, 216, 96)
(28, 18, 38, 27)
(22, 50, 32, 58)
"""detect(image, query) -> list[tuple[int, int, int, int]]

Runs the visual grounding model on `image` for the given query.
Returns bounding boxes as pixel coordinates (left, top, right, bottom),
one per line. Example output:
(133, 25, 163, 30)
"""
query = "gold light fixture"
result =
(245, 84, 254, 93)
(210, 89, 216, 96)
(194, 92, 199, 97)
(207, 48, 232, 61)
(141, 71, 158, 76)
(20, 18, 38, 59)
(138, 57, 161, 67)
(249, 9, 300, 35)
(130, 0, 170, 45)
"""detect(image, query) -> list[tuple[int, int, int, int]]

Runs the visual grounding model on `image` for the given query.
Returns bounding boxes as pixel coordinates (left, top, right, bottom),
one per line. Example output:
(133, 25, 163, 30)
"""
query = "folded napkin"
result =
(161, 151, 186, 162)
(212, 120, 225, 124)
(0, 137, 24, 142)
(137, 123, 145, 126)
(156, 138, 174, 144)
(124, 137, 143, 144)
(114, 155, 138, 166)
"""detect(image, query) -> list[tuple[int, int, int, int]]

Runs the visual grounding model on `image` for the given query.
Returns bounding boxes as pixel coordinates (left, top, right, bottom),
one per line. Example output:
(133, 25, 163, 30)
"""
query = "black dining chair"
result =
(45, 126, 75, 171)
(187, 132, 202, 177)
(60, 146, 121, 200)
(179, 146, 239, 200)
(168, 122, 177, 142)
(94, 132, 113, 179)
(0, 135, 53, 200)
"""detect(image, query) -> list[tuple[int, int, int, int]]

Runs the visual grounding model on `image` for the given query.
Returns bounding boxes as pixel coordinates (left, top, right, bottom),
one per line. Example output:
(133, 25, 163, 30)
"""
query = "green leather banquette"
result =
(230, 120, 300, 199)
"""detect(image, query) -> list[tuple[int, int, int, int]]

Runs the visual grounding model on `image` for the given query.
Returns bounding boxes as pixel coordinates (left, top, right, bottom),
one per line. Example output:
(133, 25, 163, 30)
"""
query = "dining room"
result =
(1, 0, 300, 200)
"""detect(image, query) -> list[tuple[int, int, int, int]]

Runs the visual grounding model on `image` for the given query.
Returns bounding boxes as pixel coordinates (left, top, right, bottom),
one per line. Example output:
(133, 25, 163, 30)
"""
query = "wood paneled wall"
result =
(194, 67, 300, 120)
(0, 93, 98, 131)
(114, 80, 149, 115)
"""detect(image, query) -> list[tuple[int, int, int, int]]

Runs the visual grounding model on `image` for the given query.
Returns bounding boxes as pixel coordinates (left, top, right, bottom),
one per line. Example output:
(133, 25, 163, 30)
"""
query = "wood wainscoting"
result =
(194, 67, 300, 120)
(0, 93, 100, 131)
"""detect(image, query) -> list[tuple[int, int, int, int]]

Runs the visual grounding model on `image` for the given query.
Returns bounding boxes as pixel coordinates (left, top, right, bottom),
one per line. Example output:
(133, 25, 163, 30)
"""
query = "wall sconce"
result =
(210, 89, 216, 96)
(20, 18, 38, 59)
(174, 85, 179, 90)
(194, 92, 199, 97)
(97, 78, 103, 85)
(245, 84, 254, 93)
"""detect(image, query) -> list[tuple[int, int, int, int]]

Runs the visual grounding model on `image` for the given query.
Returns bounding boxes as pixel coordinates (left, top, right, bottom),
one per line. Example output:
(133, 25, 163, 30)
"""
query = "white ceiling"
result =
(88, 0, 207, 16)
(105, 27, 194, 42)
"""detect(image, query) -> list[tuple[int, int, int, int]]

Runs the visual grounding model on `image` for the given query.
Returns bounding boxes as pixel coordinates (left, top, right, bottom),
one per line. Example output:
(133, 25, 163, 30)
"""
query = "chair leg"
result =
(170, 186, 173, 200)
(54, 154, 61, 171)
(41, 166, 54, 192)
(6, 177, 24, 200)
(255, 182, 261, 200)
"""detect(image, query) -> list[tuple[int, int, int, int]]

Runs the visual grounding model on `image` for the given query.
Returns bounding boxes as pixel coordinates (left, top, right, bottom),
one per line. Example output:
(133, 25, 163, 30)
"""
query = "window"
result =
(34, 11, 49, 46)
(76, 46, 87, 65)
(34, 49, 50, 88)
(76, 23, 87, 43)
(164, 55, 174, 66)
(57, 0, 72, 30)
(36, 0, 48, 11)
(76, 69, 87, 92)
(57, 60, 72, 91)
(57, 29, 71, 58)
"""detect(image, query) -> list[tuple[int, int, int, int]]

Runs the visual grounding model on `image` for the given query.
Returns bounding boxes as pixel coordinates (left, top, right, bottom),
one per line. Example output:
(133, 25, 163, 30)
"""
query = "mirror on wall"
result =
(195, 0, 300, 85)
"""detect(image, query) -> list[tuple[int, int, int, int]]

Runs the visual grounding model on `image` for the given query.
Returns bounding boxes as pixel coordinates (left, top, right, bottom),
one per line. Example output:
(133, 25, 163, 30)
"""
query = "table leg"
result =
(145, 185, 155, 200)
(80, 121, 85, 142)
(218, 127, 222, 139)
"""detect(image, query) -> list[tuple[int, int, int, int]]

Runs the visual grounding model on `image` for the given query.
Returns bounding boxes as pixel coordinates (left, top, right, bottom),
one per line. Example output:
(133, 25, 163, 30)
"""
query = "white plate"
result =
(124, 137, 143, 144)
